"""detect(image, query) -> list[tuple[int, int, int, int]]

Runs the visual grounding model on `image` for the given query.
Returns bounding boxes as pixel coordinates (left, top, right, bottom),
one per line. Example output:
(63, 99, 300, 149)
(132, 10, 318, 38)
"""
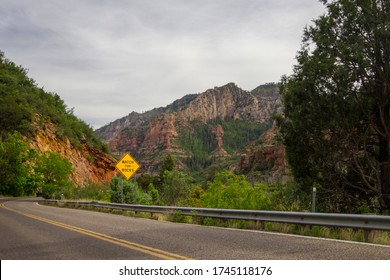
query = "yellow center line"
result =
(1, 203, 191, 260)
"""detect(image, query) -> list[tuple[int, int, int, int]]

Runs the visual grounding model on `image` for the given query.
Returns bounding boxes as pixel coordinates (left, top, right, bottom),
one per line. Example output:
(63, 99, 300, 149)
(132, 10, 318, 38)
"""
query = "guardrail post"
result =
(120, 176, 124, 204)
(363, 229, 371, 243)
(255, 220, 265, 230)
(312, 187, 317, 212)
(133, 176, 138, 204)
(300, 224, 312, 232)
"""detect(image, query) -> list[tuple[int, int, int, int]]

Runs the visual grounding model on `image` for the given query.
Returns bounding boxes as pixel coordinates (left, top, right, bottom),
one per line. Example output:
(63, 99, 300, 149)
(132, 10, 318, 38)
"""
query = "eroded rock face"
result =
(142, 114, 178, 154)
(95, 83, 283, 173)
(30, 121, 116, 185)
(233, 125, 288, 184)
(209, 124, 228, 159)
(174, 84, 256, 122)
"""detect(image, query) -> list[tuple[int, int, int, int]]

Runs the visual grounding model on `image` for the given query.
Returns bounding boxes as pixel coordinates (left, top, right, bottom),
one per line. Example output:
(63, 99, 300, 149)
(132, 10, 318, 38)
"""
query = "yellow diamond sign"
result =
(115, 153, 140, 180)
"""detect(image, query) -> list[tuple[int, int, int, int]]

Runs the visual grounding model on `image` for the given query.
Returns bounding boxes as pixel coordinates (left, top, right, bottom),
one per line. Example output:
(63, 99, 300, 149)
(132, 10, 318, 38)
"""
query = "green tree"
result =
(109, 176, 123, 203)
(137, 173, 157, 192)
(267, 181, 309, 211)
(0, 132, 37, 196)
(278, 0, 390, 212)
(157, 154, 176, 187)
(110, 176, 153, 205)
(148, 183, 161, 205)
(160, 170, 194, 205)
(202, 171, 271, 210)
(161, 154, 175, 173)
(35, 151, 72, 198)
(183, 186, 205, 207)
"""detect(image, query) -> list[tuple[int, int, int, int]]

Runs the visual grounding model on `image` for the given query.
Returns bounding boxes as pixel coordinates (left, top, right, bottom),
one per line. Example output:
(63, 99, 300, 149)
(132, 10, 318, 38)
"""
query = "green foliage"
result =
(110, 176, 154, 205)
(148, 183, 161, 205)
(66, 182, 110, 201)
(0, 131, 36, 196)
(0, 51, 114, 199)
(220, 120, 269, 153)
(267, 181, 310, 211)
(201, 171, 271, 210)
(169, 210, 190, 223)
(177, 122, 216, 171)
(36, 152, 72, 186)
(177, 119, 269, 172)
(137, 173, 157, 191)
(107, 166, 312, 214)
(0, 50, 105, 150)
(251, 83, 279, 98)
(160, 170, 194, 206)
(160, 154, 175, 173)
(0, 53, 34, 135)
(182, 186, 205, 207)
(0, 132, 72, 198)
(35, 151, 73, 199)
(277, 0, 390, 213)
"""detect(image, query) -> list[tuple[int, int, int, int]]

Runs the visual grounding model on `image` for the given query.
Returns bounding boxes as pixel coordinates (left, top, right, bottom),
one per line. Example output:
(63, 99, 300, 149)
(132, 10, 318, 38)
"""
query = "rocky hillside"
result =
(0, 51, 116, 186)
(96, 82, 284, 179)
(30, 117, 116, 185)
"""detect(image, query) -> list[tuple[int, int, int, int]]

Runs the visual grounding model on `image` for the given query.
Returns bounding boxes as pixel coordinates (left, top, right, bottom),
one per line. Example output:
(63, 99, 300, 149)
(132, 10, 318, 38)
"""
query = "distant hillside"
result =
(96, 82, 284, 180)
(0, 51, 116, 185)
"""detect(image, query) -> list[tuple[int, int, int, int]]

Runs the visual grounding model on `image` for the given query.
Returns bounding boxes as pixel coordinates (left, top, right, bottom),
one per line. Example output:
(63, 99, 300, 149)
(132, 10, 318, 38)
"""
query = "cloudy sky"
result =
(1, 0, 325, 129)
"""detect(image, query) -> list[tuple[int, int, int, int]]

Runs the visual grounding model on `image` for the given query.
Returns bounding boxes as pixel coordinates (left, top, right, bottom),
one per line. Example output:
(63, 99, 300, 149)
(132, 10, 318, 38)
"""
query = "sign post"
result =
(115, 153, 141, 204)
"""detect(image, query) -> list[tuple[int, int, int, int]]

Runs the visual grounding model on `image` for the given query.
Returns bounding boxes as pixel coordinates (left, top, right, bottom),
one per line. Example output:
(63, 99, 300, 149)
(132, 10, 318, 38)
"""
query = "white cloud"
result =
(1, 0, 325, 128)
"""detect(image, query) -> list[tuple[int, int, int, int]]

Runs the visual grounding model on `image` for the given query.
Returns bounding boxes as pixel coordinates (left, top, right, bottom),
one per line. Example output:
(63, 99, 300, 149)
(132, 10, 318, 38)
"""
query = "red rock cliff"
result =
(30, 121, 116, 186)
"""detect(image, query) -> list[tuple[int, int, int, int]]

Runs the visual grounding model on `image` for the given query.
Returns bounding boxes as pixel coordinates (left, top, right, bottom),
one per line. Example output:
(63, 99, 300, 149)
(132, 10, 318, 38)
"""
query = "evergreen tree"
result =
(161, 154, 175, 173)
(278, 0, 390, 213)
(160, 170, 194, 206)
(158, 154, 176, 187)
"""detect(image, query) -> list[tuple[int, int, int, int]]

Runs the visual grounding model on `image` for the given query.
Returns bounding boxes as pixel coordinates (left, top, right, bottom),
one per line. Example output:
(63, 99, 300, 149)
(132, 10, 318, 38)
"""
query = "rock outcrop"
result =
(30, 120, 116, 185)
(96, 82, 283, 175)
(209, 124, 228, 159)
(235, 125, 288, 184)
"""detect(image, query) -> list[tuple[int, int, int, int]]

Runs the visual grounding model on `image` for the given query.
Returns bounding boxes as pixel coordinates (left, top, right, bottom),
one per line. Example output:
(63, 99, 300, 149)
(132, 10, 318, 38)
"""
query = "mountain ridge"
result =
(96, 82, 284, 177)
(96, 82, 282, 141)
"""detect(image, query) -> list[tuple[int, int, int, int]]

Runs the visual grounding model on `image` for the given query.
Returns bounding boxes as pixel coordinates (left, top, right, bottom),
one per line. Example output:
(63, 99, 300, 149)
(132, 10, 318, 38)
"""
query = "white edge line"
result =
(36, 202, 390, 249)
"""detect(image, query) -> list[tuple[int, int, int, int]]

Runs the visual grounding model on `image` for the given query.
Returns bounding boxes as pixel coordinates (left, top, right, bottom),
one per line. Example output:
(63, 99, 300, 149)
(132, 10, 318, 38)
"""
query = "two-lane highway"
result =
(1, 198, 390, 259)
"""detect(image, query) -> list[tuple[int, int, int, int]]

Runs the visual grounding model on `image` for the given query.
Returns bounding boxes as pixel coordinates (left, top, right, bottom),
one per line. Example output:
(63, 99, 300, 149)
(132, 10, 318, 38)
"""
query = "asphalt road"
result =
(1, 198, 390, 260)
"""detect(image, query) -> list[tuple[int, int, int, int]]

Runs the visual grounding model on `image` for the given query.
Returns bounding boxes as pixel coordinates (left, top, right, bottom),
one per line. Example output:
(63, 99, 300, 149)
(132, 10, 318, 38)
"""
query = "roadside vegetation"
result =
(0, 131, 72, 198)
(0, 51, 108, 198)
(2, 0, 390, 245)
(0, 51, 107, 151)
(277, 0, 390, 214)
(39, 153, 390, 246)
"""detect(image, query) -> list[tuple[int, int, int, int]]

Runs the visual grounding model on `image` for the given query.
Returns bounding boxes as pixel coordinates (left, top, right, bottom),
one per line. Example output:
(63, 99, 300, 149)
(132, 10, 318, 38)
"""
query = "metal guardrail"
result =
(42, 200, 390, 241)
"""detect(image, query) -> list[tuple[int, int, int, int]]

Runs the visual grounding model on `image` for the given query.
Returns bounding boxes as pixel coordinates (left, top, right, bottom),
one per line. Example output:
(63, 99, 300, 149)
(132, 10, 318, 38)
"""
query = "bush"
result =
(110, 176, 155, 205)
(201, 171, 271, 210)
